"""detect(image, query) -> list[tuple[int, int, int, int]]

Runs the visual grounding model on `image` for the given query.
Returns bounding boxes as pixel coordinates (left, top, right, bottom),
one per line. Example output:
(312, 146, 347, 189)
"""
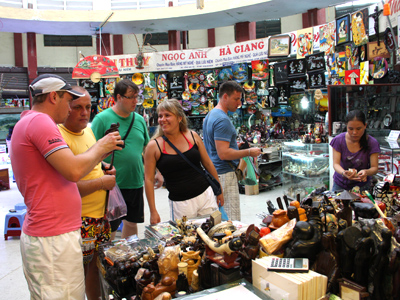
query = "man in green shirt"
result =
(91, 79, 149, 239)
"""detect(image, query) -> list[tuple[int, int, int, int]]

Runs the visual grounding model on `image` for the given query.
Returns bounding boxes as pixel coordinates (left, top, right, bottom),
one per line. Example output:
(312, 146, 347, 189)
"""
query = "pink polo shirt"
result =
(10, 111, 81, 237)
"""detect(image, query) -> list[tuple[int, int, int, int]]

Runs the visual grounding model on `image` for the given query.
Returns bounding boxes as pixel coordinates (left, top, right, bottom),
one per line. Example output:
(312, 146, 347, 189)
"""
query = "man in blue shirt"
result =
(203, 81, 261, 221)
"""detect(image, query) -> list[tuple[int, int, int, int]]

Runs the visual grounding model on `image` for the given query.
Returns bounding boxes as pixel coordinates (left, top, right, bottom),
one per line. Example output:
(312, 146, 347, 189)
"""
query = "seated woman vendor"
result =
(330, 110, 380, 192)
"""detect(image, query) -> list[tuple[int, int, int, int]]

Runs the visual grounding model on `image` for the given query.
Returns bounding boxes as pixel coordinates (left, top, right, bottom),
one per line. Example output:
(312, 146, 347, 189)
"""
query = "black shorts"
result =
(110, 187, 144, 232)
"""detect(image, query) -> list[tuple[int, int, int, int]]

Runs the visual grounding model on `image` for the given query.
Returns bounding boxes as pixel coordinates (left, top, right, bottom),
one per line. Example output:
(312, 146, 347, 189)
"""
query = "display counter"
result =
(282, 141, 329, 199)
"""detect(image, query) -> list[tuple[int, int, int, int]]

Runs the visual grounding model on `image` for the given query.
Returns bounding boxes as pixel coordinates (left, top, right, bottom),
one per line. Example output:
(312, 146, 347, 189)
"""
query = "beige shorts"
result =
(169, 186, 218, 220)
(20, 229, 85, 300)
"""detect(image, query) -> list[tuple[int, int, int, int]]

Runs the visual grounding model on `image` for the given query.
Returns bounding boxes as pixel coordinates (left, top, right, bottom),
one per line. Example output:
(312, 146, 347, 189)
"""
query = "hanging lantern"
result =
(383, 2, 391, 16)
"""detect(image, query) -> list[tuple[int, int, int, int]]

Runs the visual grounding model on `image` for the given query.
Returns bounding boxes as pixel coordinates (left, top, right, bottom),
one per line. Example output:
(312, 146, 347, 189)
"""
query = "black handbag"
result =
(162, 136, 222, 196)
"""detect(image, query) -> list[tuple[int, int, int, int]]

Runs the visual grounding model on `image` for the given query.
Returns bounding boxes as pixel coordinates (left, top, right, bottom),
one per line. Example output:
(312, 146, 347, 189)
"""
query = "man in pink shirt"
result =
(10, 74, 123, 300)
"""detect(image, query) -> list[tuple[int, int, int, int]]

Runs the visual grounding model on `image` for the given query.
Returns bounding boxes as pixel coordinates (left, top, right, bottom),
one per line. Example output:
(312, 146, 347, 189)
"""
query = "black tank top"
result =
(155, 133, 210, 201)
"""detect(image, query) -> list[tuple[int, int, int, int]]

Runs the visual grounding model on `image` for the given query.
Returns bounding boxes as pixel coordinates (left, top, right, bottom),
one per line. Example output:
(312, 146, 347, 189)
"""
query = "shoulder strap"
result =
(154, 139, 162, 154)
(190, 130, 197, 146)
(228, 161, 237, 170)
(122, 113, 135, 141)
(162, 136, 206, 178)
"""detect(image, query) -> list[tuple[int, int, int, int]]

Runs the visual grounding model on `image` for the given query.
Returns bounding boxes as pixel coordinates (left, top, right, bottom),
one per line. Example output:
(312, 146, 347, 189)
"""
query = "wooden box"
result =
(0, 168, 10, 190)
(245, 183, 259, 195)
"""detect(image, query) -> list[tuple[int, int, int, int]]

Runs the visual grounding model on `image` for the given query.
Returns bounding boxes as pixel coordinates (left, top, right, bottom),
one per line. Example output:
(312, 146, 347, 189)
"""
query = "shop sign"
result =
(109, 53, 154, 74)
(109, 38, 269, 74)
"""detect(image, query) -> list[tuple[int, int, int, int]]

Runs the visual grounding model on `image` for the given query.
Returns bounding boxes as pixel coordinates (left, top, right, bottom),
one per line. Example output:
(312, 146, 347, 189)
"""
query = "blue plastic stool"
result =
(117, 221, 123, 232)
(15, 203, 27, 211)
(4, 209, 26, 240)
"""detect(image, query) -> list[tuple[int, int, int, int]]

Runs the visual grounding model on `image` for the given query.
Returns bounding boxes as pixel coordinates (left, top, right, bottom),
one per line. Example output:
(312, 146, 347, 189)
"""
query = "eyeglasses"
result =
(122, 94, 137, 100)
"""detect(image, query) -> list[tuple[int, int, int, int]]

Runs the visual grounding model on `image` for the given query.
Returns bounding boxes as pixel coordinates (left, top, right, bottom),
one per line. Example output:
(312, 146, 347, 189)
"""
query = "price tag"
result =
(388, 130, 400, 141)
(387, 130, 400, 149)
(388, 140, 400, 149)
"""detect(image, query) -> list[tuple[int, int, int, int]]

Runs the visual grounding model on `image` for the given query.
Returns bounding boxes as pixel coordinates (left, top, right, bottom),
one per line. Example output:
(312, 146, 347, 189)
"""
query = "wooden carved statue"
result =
(181, 250, 201, 285)
(353, 226, 374, 287)
(311, 232, 340, 294)
(369, 227, 392, 300)
(157, 245, 180, 282)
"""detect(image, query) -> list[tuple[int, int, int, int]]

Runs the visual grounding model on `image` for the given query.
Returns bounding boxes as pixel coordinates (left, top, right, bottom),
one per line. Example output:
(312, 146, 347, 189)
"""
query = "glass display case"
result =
(282, 141, 330, 199)
(328, 84, 400, 137)
(376, 137, 400, 179)
(258, 140, 283, 191)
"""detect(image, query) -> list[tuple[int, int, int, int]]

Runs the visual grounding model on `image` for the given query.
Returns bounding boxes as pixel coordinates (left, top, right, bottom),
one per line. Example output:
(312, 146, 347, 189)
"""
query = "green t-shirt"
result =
(91, 108, 149, 189)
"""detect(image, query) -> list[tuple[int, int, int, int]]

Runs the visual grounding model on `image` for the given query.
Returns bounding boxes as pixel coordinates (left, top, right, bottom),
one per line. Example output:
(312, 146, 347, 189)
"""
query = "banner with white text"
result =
(109, 38, 270, 74)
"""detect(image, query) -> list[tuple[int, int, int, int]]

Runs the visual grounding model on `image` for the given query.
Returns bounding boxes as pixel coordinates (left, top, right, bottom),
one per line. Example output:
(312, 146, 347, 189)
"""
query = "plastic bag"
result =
(106, 184, 127, 221)
(219, 205, 229, 221)
(239, 156, 257, 185)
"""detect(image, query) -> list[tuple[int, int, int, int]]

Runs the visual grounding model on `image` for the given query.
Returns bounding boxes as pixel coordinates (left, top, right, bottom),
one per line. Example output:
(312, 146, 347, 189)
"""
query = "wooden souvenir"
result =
(305, 52, 325, 72)
(270, 209, 289, 229)
(308, 71, 326, 89)
(367, 41, 390, 60)
(181, 250, 201, 285)
(169, 71, 183, 89)
(288, 75, 307, 94)
(384, 27, 396, 53)
(196, 227, 242, 269)
(338, 278, 369, 300)
(276, 82, 289, 104)
(273, 61, 288, 83)
(287, 59, 306, 77)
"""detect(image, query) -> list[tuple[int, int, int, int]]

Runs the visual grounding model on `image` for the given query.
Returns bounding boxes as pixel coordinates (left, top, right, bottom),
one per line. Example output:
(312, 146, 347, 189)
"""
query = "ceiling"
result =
(0, 0, 349, 35)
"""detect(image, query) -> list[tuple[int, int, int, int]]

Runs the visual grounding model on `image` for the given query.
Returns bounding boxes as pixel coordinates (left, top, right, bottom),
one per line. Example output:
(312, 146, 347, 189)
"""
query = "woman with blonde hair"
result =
(144, 99, 224, 224)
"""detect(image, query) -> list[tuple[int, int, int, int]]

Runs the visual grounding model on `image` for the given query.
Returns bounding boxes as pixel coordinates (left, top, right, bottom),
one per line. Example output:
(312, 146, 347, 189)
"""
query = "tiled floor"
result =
(0, 169, 283, 298)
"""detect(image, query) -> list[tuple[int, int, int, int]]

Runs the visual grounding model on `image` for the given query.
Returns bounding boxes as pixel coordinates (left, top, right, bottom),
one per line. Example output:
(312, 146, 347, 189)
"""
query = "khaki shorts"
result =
(20, 229, 85, 300)
(169, 186, 218, 220)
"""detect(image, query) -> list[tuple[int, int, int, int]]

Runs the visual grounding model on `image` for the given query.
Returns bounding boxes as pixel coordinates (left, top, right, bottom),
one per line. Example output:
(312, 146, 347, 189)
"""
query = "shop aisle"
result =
(0, 180, 282, 299)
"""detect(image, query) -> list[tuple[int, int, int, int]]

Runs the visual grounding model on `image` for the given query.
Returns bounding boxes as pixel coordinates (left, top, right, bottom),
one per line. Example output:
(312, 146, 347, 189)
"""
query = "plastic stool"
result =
(15, 203, 27, 211)
(117, 221, 123, 232)
(4, 209, 26, 240)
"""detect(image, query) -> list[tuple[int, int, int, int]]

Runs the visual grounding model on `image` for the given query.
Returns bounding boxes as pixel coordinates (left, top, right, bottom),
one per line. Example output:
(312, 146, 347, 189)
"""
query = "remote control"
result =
(267, 257, 309, 272)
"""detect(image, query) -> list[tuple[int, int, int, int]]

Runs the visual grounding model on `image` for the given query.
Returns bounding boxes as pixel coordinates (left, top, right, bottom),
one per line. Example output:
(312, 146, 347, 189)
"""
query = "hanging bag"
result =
(106, 184, 127, 221)
(162, 135, 222, 196)
(228, 160, 246, 182)
(104, 113, 136, 217)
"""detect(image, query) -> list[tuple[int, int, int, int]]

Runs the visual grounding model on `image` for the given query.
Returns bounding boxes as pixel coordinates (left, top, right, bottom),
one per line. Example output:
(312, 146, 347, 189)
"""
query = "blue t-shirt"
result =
(203, 108, 239, 174)
(330, 132, 380, 190)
